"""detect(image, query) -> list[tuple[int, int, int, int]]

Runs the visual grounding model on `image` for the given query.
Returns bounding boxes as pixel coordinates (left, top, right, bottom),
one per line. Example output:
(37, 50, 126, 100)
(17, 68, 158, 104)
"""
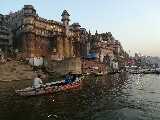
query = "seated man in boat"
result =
(64, 72, 72, 84)
(71, 74, 78, 82)
(33, 74, 43, 88)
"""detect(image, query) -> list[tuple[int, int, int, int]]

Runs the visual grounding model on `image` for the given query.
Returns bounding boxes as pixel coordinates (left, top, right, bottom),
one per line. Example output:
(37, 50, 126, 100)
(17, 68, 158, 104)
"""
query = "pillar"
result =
(69, 37, 74, 57)
(63, 37, 70, 58)
(56, 36, 64, 59)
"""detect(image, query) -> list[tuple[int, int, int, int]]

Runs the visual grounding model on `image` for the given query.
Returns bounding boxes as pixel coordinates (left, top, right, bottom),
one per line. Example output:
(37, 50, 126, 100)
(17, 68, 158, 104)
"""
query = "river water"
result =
(1, 73, 160, 120)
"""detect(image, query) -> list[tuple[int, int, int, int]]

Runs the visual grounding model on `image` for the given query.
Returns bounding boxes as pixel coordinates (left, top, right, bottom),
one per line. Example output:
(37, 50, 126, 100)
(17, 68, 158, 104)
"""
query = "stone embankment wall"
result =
(49, 57, 108, 75)
(48, 57, 82, 75)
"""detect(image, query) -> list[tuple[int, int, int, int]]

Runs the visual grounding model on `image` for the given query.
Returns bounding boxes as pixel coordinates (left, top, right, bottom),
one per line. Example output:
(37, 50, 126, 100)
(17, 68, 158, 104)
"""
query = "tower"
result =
(61, 10, 70, 35)
(61, 10, 70, 26)
(60, 10, 71, 58)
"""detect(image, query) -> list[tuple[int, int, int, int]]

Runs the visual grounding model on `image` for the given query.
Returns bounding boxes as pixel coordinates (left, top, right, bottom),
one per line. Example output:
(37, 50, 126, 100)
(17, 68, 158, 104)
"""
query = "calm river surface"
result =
(1, 73, 160, 120)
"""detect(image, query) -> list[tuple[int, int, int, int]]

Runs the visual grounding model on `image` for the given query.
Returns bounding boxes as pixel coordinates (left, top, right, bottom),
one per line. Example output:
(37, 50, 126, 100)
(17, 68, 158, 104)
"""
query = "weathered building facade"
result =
(1, 5, 81, 62)
(0, 5, 129, 73)
(0, 14, 12, 54)
(78, 30, 129, 71)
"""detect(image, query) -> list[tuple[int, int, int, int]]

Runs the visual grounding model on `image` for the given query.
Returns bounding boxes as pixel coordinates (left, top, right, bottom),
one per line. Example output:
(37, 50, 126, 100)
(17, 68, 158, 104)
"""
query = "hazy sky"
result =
(0, 0, 160, 56)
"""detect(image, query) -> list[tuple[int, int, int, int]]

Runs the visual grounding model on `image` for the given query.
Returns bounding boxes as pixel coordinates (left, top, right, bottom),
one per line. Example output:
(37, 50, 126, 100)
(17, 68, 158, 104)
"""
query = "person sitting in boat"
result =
(71, 74, 77, 82)
(64, 72, 72, 84)
(33, 74, 43, 88)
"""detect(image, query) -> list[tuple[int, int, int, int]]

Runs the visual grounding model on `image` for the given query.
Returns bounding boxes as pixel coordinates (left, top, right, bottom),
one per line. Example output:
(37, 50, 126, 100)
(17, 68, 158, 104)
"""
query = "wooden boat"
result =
(15, 77, 82, 96)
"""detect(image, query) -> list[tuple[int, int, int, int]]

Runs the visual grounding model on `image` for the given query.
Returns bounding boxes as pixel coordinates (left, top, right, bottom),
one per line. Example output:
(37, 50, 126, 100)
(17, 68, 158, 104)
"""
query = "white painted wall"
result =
(112, 62, 119, 69)
(29, 57, 44, 66)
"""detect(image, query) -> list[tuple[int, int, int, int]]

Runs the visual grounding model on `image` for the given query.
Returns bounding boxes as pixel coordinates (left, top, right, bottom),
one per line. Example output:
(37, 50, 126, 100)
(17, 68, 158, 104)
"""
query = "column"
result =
(56, 36, 64, 60)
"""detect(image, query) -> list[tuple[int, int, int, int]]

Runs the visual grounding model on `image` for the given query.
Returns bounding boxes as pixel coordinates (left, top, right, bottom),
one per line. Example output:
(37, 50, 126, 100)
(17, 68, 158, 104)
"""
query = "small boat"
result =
(15, 77, 82, 96)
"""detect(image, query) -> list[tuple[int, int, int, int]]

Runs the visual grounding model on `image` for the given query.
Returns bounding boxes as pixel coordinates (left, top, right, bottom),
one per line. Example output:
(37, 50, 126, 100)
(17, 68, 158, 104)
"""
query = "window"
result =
(24, 9, 32, 14)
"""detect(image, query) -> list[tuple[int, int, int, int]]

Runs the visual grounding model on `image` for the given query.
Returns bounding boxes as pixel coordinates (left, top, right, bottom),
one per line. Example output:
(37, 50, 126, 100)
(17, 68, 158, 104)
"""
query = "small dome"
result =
(61, 10, 70, 16)
(72, 23, 81, 27)
(24, 5, 34, 9)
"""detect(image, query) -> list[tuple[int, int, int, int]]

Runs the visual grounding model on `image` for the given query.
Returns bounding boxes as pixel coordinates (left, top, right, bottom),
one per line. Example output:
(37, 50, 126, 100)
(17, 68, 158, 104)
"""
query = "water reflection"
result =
(1, 73, 160, 120)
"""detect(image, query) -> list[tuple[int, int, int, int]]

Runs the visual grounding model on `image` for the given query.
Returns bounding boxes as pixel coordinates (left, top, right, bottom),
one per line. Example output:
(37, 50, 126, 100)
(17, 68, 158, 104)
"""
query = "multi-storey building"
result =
(79, 28, 91, 57)
(2, 5, 81, 62)
(0, 14, 12, 54)
(79, 30, 129, 69)
(0, 5, 128, 70)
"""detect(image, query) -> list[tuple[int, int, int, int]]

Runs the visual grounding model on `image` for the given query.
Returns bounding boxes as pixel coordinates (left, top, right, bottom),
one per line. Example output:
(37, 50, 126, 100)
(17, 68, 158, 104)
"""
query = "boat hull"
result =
(15, 80, 81, 96)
